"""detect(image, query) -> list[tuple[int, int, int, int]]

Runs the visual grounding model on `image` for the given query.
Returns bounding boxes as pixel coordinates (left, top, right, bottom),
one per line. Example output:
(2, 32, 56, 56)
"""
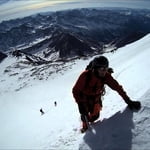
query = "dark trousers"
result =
(77, 96, 102, 123)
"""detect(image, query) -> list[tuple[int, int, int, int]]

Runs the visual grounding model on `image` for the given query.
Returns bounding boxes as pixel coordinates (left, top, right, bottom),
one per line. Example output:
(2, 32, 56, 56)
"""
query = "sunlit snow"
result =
(0, 34, 150, 149)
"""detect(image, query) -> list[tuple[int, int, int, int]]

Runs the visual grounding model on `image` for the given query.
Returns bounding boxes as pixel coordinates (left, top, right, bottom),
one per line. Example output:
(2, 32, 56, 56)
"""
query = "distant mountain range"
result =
(0, 8, 150, 61)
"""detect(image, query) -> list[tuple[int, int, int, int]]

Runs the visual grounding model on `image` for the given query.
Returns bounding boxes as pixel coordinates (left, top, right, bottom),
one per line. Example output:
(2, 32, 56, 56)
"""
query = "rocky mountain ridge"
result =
(0, 8, 150, 61)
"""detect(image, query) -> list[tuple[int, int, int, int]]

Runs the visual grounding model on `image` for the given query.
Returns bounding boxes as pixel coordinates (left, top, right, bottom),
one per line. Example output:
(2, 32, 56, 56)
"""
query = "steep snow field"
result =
(0, 34, 150, 149)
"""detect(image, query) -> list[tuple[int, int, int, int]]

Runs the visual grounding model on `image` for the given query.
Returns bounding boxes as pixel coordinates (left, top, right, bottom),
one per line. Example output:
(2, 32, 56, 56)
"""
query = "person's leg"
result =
(89, 103, 101, 122)
(77, 102, 89, 130)
(88, 97, 102, 122)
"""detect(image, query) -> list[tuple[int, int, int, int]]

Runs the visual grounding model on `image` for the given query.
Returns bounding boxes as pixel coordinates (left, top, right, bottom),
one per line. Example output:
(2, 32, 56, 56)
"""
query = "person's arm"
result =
(105, 73, 130, 102)
(72, 71, 87, 103)
(105, 73, 141, 110)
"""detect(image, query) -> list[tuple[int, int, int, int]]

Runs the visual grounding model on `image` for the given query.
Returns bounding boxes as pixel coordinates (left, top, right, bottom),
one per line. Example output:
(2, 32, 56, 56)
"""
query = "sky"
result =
(0, 0, 150, 22)
(0, 33, 150, 149)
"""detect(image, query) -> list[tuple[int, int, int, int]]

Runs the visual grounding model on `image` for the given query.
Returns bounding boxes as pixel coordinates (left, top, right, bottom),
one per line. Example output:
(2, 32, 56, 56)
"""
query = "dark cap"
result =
(92, 56, 109, 69)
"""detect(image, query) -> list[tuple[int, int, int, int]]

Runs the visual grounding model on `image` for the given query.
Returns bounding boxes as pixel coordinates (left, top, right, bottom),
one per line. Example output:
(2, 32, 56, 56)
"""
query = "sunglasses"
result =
(97, 67, 108, 71)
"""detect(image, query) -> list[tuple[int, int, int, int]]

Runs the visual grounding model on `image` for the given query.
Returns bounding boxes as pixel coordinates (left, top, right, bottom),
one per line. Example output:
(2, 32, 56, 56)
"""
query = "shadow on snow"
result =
(80, 107, 135, 150)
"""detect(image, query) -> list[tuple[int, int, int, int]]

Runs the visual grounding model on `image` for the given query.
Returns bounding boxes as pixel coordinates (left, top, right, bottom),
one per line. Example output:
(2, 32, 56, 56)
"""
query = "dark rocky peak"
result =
(0, 51, 7, 62)
(12, 50, 23, 57)
(49, 31, 93, 58)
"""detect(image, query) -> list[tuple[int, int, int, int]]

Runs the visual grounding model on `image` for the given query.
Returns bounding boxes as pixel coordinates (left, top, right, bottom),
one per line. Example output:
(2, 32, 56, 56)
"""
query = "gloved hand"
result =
(108, 67, 114, 74)
(127, 100, 141, 110)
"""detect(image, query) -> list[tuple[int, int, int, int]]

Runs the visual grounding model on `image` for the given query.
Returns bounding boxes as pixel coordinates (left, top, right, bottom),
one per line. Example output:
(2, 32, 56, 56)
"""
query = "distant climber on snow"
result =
(54, 101, 57, 107)
(72, 56, 141, 133)
(40, 108, 45, 115)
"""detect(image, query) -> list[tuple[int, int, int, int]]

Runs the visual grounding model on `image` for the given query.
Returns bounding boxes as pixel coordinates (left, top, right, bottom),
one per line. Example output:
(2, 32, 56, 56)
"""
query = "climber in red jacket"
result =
(72, 56, 141, 132)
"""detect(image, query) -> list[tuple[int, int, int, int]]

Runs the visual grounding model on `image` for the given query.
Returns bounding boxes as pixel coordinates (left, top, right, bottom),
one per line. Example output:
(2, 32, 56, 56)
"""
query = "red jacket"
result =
(72, 70, 130, 103)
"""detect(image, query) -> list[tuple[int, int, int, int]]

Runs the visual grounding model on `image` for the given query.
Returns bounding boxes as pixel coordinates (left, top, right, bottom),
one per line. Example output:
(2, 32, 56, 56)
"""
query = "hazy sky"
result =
(0, 0, 150, 22)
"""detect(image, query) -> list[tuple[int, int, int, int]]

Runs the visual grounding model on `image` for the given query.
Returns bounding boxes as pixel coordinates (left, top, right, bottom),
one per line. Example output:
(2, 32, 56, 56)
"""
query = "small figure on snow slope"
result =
(40, 108, 45, 115)
(72, 56, 141, 133)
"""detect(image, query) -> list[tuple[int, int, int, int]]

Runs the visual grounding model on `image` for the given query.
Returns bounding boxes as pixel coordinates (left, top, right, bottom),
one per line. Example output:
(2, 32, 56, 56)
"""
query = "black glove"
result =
(108, 67, 114, 74)
(127, 100, 141, 110)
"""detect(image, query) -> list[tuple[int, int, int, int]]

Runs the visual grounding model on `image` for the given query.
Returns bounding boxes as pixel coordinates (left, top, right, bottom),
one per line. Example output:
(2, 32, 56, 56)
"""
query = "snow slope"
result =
(0, 34, 150, 149)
